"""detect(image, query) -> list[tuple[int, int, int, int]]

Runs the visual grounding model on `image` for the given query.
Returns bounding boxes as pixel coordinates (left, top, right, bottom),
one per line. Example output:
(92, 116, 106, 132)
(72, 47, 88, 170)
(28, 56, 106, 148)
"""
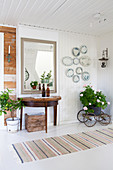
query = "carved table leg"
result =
(45, 106, 47, 133)
(20, 106, 23, 130)
(54, 105, 57, 126)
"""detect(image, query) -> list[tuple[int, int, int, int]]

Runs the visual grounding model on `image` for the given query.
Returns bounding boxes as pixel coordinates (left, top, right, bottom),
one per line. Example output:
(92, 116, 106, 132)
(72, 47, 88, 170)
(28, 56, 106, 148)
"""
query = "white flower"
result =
(99, 97, 101, 99)
(97, 89, 101, 92)
(97, 99, 100, 102)
(32, 83, 34, 85)
(102, 102, 104, 105)
(107, 102, 110, 105)
(89, 103, 91, 105)
(80, 94, 83, 97)
(83, 106, 88, 110)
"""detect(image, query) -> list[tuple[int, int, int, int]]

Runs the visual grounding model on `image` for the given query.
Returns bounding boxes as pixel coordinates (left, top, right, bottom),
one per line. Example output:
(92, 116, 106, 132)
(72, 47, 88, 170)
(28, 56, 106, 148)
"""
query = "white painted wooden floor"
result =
(0, 122, 113, 170)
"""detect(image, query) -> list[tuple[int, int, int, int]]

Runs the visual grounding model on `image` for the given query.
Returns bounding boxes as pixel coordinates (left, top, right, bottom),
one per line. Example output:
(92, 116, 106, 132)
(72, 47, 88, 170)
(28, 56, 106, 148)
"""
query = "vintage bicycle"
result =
(77, 109, 111, 127)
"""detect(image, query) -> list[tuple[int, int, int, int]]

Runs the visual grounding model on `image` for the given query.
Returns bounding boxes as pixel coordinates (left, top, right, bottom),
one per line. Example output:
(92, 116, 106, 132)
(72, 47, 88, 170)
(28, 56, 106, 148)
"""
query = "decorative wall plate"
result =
(72, 47, 80, 57)
(82, 72, 90, 81)
(73, 58, 79, 65)
(66, 68, 74, 77)
(79, 56, 91, 67)
(62, 56, 73, 66)
(80, 45, 88, 54)
(73, 75, 80, 83)
(76, 67, 83, 74)
(25, 68, 29, 81)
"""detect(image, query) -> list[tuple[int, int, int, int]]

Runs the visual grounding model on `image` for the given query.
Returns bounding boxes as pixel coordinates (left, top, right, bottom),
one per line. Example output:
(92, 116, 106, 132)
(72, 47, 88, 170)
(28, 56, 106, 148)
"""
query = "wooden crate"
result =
(25, 113, 45, 132)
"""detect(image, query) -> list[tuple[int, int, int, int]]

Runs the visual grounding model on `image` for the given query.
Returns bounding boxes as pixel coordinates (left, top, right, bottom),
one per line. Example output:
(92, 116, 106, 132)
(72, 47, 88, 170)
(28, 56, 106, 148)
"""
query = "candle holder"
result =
(6, 45, 12, 63)
(6, 53, 12, 63)
(99, 48, 109, 68)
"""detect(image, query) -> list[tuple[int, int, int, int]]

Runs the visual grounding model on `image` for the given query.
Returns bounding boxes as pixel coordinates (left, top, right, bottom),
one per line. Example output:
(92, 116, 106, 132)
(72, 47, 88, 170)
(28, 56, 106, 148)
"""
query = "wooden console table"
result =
(19, 96, 61, 133)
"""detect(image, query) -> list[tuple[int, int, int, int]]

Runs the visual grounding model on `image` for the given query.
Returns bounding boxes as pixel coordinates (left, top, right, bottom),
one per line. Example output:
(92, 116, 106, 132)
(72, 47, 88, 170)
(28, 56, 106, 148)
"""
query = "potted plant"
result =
(0, 89, 24, 132)
(80, 85, 110, 115)
(40, 71, 46, 83)
(30, 81, 38, 89)
(45, 70, 52, 83)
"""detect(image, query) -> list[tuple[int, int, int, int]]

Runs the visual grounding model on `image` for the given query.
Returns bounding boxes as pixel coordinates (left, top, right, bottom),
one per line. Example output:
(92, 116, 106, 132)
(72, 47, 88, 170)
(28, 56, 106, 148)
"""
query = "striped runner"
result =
(12, 128, 113, 163)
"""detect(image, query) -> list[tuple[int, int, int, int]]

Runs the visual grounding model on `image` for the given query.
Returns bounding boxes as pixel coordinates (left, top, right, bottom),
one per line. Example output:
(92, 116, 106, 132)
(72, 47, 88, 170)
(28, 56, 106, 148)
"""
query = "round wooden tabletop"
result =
(18, 96, 61, 102)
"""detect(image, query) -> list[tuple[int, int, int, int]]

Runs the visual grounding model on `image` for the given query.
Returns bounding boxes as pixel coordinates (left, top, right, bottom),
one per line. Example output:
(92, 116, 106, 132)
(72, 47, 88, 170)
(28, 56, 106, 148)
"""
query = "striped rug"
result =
(12, 128, 113, 163)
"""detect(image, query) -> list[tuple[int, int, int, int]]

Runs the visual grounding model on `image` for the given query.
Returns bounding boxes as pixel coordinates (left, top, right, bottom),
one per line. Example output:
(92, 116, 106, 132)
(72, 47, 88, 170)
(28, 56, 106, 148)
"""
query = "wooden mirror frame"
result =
(21, 38, 57, 94)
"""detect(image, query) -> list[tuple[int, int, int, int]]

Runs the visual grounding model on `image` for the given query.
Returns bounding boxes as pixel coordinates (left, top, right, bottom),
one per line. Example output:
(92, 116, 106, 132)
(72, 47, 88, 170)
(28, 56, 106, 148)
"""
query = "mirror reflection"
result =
(21, 38, 56, 94)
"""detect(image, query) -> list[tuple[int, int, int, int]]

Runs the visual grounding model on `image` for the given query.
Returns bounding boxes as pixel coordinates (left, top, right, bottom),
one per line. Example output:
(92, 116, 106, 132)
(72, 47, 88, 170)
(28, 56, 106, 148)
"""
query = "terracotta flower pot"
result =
(32, 86, 36, 89)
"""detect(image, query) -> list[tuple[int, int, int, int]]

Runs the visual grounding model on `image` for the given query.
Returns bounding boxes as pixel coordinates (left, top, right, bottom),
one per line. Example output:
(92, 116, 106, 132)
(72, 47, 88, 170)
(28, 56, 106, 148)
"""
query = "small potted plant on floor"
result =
(0, 89, 24, 132)
(30, 81, 38, 89)
(80, 85, 110, 115)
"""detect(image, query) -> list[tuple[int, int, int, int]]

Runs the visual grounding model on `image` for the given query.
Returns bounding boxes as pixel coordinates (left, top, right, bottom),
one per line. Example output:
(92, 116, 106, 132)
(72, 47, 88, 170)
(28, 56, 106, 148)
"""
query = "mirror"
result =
(21, 38, 57, 94)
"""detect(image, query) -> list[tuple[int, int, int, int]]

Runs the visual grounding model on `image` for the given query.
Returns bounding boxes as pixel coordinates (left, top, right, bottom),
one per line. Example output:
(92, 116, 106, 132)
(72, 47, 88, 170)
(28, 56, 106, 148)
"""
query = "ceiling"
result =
(0, 0, 113, 35)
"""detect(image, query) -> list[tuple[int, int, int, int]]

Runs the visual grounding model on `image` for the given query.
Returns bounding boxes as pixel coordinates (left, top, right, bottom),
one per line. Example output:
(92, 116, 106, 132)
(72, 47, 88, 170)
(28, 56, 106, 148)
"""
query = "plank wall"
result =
(0, 26, 16, 125)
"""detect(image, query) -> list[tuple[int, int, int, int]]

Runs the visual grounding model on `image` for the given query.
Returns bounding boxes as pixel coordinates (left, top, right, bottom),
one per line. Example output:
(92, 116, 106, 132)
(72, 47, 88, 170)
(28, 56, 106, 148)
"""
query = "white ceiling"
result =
(0, 0, 113, 35)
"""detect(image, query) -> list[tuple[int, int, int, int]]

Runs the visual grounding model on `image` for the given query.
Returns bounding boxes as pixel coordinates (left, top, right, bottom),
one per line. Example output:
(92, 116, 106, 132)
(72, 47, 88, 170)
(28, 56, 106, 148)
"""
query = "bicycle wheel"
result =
(99, 113, 111, 126)
(94, 111, 104, 122)
(77, 109, 86, 123)
(84, 113, 97, 127)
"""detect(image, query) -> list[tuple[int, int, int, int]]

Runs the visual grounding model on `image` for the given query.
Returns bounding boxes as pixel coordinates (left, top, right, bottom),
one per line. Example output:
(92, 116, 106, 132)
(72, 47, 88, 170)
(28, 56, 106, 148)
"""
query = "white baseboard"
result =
(21, 120, 113, 130)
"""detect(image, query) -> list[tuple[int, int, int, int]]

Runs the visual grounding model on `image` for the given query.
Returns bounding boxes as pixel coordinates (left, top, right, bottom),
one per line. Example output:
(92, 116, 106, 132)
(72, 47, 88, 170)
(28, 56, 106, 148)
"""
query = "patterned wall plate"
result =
(25, 68, 29, 81)
(80, 45, 88, 54)
(76, 67, 83, 74)
(66, 68, 74, 77)
(82, 72, 90, 81)
(73, 75, 80, 83)
(80, 56, 91, 67)
(62, 56, 73, 66)
(72, 47, 80, 57)
(73, 58, 79, 65)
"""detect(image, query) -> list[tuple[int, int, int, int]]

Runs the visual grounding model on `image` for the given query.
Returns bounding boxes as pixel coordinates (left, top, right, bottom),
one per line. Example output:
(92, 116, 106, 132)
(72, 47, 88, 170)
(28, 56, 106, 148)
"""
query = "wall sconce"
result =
(99, 48, 108, 68)
(6, 45, 12, 63)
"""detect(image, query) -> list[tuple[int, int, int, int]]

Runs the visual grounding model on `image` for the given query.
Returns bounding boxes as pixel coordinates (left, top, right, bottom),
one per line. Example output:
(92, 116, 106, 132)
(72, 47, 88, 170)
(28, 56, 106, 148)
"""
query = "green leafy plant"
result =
(80, 85, 110, 113)
(30, 81, 38, 87)
(40, 71, 52, 83)
(0, 89, 24, 120)
(40, 71, 46, 83)
(45, 70, 52, 81)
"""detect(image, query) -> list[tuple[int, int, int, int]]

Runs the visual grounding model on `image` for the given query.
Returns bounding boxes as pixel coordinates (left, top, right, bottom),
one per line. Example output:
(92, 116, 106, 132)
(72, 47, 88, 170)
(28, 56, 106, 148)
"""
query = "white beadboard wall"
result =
(58, 32, 98, 123)
(97, 32, 113, 118)
(0, 33, 4, 129)
(17, 25, 98, 126)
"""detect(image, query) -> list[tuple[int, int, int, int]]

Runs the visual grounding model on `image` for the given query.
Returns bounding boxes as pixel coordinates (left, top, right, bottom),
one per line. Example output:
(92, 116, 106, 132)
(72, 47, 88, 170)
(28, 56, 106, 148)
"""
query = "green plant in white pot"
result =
(0, 89, 24, 132)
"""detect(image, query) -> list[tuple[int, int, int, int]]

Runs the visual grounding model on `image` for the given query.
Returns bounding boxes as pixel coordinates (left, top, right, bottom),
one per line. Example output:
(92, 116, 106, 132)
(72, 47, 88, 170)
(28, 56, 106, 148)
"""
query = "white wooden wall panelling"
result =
(0, 33, 5, 129)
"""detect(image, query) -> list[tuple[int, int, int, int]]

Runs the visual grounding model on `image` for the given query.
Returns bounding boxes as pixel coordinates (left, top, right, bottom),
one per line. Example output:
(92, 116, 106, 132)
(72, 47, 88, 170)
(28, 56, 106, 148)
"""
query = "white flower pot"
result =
(6, 117, 20, 133)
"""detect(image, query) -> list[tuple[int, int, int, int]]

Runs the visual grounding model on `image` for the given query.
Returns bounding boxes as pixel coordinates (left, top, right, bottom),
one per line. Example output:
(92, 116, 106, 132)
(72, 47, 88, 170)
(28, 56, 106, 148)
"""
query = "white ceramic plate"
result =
(82, 72, 90, 81)
(76, 67, 83, 74)
(80, 45, 88, 54)
(72, 47, 80, 57)
(66, 68, 74, 77)
(73, 58, 79, 65)
(73, 75, 80, 83)
(62, 56, 73, 66)
(80, 56, 91, 67)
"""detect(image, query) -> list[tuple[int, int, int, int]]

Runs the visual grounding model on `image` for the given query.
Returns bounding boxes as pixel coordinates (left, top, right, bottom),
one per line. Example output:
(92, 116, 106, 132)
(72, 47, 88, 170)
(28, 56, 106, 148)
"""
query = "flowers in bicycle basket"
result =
(80, 85, 110, 113)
